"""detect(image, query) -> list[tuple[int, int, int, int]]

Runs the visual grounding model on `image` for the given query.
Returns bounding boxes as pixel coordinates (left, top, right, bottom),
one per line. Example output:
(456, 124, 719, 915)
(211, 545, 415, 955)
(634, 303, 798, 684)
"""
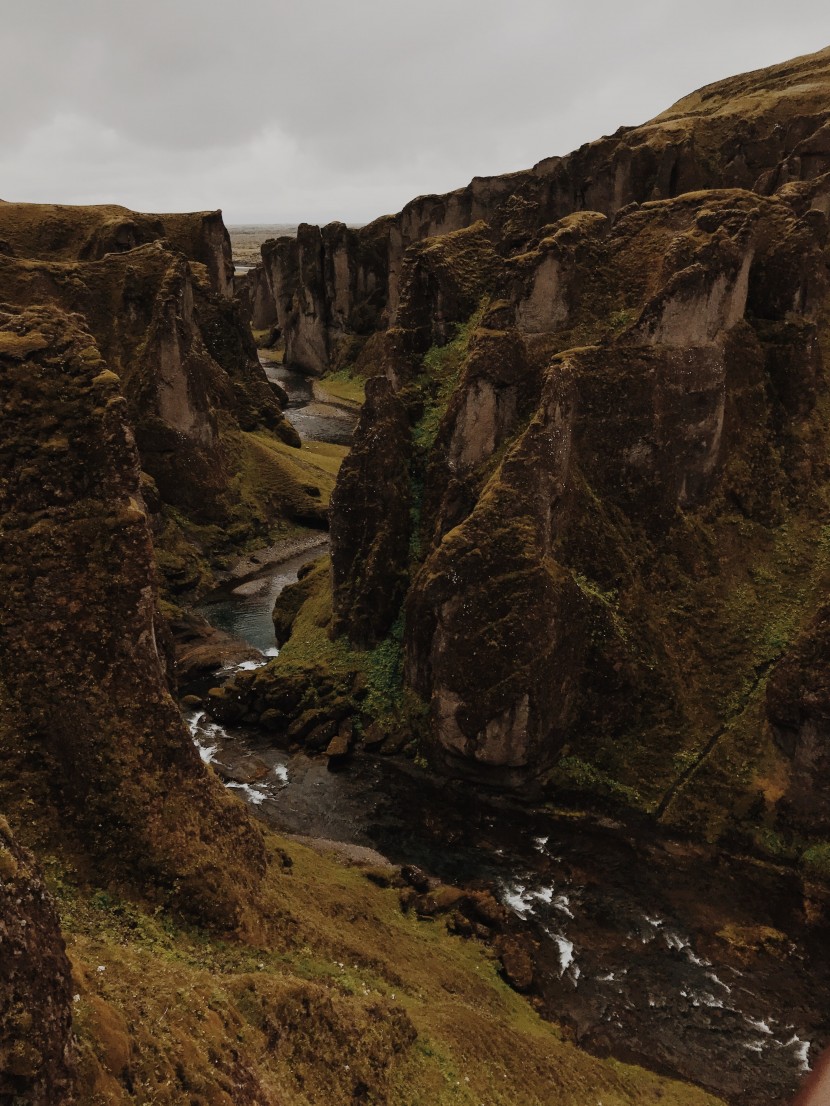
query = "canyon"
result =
(2, 43, 830, 1106)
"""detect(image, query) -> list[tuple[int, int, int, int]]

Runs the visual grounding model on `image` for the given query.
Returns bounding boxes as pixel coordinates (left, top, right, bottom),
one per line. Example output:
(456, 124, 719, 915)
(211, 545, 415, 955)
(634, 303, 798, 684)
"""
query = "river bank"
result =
(181, 669, 824, 1106)
(258, 348, 360, 445)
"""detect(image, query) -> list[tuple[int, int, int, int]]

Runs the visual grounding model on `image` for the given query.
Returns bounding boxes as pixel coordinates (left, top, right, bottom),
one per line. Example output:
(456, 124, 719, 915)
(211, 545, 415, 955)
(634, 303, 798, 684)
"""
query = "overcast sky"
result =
(0, 1, 827, 226)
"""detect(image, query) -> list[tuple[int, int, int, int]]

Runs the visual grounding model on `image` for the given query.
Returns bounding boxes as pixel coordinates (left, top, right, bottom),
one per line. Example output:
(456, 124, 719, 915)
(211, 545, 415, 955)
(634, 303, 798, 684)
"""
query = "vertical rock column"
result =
(0, 304, 266, 930)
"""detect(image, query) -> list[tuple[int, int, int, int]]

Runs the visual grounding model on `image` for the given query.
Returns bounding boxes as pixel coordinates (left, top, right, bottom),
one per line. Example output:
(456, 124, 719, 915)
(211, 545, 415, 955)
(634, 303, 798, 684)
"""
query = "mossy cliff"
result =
(0, 201, 334, 609)
(224, 51, 830, 882)
(0, 304, 267, 927)
(247, 46, 830, 378)
(0, 304, 718, 1106)
(0, 817, 73, 1104)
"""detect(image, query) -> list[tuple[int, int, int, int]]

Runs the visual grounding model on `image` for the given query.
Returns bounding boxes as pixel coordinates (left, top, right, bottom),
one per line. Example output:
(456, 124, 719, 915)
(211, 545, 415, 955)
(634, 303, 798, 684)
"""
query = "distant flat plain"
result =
(228, 224, 298, 266)
(228, 223, 364, 267)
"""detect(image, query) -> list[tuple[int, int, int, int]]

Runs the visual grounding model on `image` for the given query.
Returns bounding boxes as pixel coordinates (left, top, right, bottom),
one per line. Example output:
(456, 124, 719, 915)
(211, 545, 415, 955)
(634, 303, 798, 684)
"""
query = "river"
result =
(181, 355, 826, 1106)
(259, 348, 357, 445)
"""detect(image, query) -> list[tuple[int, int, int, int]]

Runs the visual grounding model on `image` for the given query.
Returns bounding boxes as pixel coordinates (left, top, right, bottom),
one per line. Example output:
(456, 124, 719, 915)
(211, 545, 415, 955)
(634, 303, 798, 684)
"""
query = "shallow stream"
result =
(260, 350, 357, 445)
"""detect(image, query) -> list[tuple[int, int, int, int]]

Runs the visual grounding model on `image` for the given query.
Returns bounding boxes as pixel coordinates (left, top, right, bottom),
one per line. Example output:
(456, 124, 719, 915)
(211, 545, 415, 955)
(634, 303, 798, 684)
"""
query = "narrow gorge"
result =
(2, 42, 830, 1106)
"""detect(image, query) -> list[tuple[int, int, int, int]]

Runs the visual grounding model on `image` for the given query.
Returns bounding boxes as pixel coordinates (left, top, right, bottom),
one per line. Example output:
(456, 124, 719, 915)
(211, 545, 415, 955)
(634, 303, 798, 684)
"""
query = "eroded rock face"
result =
(254, 46, 830, 376)
(406, 366, 584, 781)
(767, 603, 830, 830)
(0, 304, 266, 929)
(248, 221, 390, 377)
(303, 149, 830, 840)
(0, 201, 322, 592)
(420, 313, 538, 548)
(219, 49, 830, 857)
(330, 376, 412, 646)
(402, 185, 830, 788)
(0, 818, 74, 1105)
(0, 202, 235, 297)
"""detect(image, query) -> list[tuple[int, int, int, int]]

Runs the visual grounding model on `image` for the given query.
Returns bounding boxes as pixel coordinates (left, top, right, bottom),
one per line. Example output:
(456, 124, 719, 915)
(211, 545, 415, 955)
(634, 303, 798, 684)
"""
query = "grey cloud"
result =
(0, 0, 827, 222)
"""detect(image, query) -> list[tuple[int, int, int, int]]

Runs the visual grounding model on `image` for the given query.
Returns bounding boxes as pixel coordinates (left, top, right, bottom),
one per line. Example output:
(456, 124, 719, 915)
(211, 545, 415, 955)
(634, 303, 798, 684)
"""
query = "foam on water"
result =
(225, 781, 267, 805)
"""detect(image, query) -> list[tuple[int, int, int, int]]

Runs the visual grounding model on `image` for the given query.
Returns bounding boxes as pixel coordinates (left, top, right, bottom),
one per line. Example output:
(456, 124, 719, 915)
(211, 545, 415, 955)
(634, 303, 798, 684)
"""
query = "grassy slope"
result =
(154, 430, 347, 599)
(54, 824, 723, 1106)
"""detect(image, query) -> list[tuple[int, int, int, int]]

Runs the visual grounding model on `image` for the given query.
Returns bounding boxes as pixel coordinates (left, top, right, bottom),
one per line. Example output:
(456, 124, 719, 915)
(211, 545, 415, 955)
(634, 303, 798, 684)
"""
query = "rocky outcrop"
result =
(0, 304, 267, 928)
(194, 49, 830, 877)
(767, 602, 830, 831)
(0, 202, 235, 297)
(251, 46, 830, 377)
(241, 46, 830, 866)
(0, 818, 74, 1105)
(0, 233, 292, 517)
(249, 220, 391, 376)
(400, 183, 830, 802)
(0, 201, 325, 602)
(236, 261, 278, 330)
(330, 376, 412, 646)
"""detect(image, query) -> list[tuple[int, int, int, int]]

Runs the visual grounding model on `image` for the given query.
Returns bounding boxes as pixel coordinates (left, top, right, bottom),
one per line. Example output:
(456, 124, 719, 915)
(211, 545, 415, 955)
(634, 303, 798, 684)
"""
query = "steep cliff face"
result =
(0, 202, 330, 604)
(231, 49, 830, 872)
(0, 311, 720, 1106)
(395, 179, 830, 821)
(330, 376, 412, 645)
(251, 219, 390, 375)
(250, 46, 830, 377)
(0, 304, 267, 927)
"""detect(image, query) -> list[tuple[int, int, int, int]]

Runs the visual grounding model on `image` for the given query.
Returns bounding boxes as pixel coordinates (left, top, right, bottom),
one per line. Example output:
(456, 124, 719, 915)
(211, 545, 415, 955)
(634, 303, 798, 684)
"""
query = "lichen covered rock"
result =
(0, 818, 74, 1105)
(0, 304, 267, 930)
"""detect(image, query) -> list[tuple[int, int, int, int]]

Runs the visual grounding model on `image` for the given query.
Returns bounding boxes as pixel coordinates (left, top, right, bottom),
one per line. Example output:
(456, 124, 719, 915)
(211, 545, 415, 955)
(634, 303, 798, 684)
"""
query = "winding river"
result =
(181, 355, 825, 1106)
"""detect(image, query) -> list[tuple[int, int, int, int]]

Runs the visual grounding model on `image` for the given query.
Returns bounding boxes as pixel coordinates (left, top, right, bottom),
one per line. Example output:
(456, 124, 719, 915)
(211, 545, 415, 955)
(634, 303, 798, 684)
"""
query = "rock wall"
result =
(275, 69, 830, 855)
(249, 46, 830, 377)
(207, 48, 830, 861)
(0, 202, 235, 297)
(251, 220, 391, 376)
(0, 304, 267, 928)
(330, 376, 412, 645)
(0, 202, 324, 600)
